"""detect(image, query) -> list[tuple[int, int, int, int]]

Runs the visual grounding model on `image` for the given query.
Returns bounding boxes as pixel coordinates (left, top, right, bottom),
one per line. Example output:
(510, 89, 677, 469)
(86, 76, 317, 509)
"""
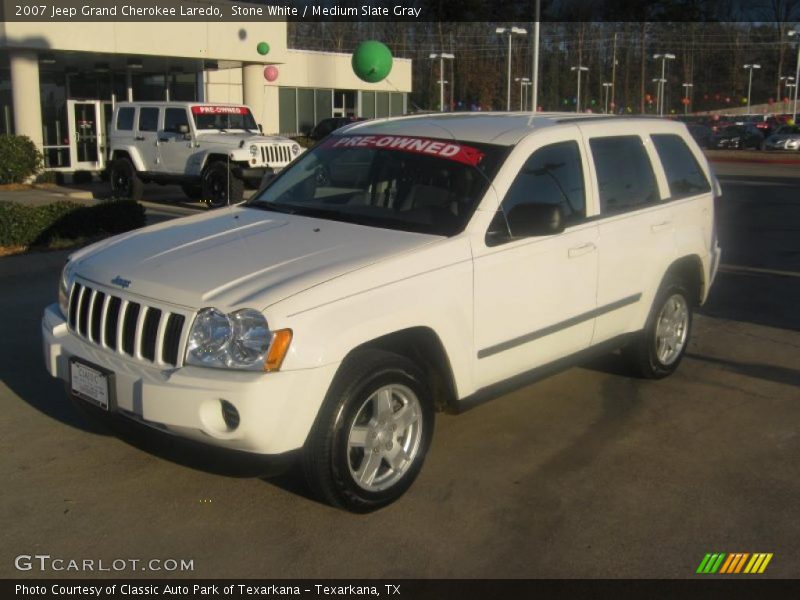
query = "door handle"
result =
(650, 221, 672, 233)
(568, 242, 596, 258)
(158, 137, 170, 142)
(134, 136, 145, 141)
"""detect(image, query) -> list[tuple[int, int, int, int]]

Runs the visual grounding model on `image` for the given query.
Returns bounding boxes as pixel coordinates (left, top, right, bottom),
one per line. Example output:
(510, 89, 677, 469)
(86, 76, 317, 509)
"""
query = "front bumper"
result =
(42, 304, 339, 455)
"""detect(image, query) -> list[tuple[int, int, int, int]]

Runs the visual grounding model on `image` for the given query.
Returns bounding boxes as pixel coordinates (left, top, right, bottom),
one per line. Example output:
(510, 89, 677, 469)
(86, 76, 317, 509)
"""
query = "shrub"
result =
(0, 200, 146, 248)
(0, 135, 43, 184)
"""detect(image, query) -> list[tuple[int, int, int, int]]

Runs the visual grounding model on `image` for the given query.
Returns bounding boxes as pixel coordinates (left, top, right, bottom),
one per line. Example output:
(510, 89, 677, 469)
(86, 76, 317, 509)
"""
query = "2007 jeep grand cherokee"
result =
(43, 113, 721, 512)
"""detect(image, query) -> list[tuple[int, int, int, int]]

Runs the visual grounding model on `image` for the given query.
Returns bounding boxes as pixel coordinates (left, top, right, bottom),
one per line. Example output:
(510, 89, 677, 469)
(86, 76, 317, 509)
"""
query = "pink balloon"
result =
(263, 65, 279, 82)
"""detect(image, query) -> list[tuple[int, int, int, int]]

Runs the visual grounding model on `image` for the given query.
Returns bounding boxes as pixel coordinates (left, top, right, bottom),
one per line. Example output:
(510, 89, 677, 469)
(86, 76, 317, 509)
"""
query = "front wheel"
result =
(623, 280, 693, 379)
(201, 162, 244, 208)
(109, 158, 143, 201)
(303, 350, 434, 512)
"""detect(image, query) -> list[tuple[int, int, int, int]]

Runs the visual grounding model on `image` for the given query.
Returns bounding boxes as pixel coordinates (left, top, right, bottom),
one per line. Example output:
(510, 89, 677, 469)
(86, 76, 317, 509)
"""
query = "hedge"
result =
(0, 200, 146, 247)
(0, 135, 43, 184)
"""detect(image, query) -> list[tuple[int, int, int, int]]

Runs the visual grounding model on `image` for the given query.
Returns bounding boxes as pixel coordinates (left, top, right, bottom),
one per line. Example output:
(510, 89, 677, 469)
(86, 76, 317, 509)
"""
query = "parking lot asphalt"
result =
(0, 163, 798, 579)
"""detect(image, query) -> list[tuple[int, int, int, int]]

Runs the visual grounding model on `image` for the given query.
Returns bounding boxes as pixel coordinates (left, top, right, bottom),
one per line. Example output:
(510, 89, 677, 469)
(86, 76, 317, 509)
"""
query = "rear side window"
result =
(164, 108, 190, 133)
(589, 135, 659, 213)
(651, 134, 710, 198)
(502, 141, 586, 222)
(116, 108, 134, 131)
(138, 107, 159, 132)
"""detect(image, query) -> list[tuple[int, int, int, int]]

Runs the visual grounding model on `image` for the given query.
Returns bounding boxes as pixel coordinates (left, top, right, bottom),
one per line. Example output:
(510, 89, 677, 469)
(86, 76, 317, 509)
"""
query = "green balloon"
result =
(256, 42, 270, 56)
(351, 41, 393, 83)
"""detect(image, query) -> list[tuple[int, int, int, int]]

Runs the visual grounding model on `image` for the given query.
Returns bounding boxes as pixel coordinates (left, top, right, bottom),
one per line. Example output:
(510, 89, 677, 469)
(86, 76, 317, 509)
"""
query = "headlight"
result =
(185, 307, 292, 371)
(58, 261, 74, 317)
(291, 144, 301, 156)
(250, 144, 258, 157)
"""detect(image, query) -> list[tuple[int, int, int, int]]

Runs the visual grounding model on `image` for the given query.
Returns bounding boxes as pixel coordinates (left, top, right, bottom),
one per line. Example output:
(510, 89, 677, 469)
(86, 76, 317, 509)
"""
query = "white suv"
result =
(107, 102, 303, 207)
(43, 113, 721, 511)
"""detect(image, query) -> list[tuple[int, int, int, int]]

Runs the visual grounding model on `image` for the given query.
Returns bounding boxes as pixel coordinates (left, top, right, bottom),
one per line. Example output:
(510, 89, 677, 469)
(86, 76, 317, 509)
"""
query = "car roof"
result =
(115, 102, 246, 107)
(336, 112, 686, 146)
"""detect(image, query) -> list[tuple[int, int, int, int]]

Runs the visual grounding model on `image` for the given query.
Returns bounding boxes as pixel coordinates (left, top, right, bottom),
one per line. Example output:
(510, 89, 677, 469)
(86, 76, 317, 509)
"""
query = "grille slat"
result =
(121, 302, 140, 356)
(104, 297, 121, 350)
(89, 292, 105, 343)
(163, 314, 185, 367)
(260, 144, 291, 166)
(141, 308, 162, 362)
(68, 283, 186, 367)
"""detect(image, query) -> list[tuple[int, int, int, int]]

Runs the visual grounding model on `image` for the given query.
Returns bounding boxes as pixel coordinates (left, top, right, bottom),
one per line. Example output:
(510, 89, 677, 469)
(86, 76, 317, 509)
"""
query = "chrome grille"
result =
(67, 282, 186, 367)
(260, 144, 292, 166)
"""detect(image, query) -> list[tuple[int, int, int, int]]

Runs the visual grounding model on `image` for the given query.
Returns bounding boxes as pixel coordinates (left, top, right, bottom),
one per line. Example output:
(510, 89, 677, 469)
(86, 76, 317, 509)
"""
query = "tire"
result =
(623, 278, 693, 379)
(303, 350, 435, 512)
(109, 158, 143, 201)
(201, 161, 244, 208)
(181, 183, 203, 200)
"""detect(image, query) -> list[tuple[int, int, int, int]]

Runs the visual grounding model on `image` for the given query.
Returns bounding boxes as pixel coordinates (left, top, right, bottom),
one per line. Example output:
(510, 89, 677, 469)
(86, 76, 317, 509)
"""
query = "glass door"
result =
(67, 100, 104, 171)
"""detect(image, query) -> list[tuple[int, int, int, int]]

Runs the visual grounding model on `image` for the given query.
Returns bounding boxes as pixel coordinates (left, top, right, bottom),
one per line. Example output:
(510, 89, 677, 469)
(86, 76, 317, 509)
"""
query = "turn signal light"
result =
(265, 329, 293, 372)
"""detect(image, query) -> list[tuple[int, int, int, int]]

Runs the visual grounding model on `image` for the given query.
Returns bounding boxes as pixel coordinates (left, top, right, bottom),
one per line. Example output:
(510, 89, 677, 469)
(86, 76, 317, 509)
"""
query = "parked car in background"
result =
(308, 117, 366, 141)
(687, 124, 714, 149)
(763, 124, 800, 151)
(107, 102, 303, 208)
(711, 124, 764, 150)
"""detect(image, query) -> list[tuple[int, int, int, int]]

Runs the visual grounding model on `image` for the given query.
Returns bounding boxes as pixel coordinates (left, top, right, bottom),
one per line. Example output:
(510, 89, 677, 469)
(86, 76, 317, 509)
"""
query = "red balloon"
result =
(645, 94, 651, 102)
(703, 94, 709, 100)
(681, 97, 690, 105)
(768, 98, 774, 105)
(784, 97, 791, 103)
(263, 65, 279, 82)
(715, 93, 720, 100)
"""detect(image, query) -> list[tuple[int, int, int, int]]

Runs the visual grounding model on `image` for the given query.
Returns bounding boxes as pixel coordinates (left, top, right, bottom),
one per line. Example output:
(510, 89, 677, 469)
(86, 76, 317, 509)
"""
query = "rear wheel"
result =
(109, 158, 143, 201)
(303, 350, 434, 512)
(623, 279, 692, 379)
(201, 162, 244, 209)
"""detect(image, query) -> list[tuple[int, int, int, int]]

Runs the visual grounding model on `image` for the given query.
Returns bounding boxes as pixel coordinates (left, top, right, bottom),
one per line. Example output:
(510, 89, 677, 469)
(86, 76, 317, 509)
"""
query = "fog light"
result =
(220, 400, 240, 430)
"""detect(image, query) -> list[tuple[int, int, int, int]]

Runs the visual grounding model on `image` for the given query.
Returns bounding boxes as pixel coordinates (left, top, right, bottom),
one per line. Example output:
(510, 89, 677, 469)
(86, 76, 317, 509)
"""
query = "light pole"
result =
(789, 30, 800, 119)
(531, 0, 540, 113)
(571, 65, 588, 113)
(602, 82, 613, 114)
(653, 53, 676, 116)
(497, 26, 528, 111)
(429, 53, 454, 112)
(743, 64, 761, 114)
(652, 78, 666, 114)
(682, 82, 693, 115)
(780, 75, 795, 102)
(522, 81, 532, 111)
(515, 77, 530, 110)
(787, 83, 797, 113)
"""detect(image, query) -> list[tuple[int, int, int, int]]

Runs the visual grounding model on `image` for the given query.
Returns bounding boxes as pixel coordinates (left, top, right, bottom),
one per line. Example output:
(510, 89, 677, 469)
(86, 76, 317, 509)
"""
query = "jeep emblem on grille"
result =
(111, 276, 131, 289)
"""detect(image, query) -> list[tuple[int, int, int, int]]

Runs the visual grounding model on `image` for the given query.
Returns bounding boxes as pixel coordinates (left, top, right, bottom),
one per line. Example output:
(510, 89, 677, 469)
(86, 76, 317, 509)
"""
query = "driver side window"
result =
(502, 141, 586, 222)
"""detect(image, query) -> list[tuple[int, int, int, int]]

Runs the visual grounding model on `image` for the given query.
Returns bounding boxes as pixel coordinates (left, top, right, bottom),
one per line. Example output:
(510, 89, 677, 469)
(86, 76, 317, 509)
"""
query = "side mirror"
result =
(258, 124, 263, 133)
(506, 203, 565, 237)
(178, 124, 190, 134)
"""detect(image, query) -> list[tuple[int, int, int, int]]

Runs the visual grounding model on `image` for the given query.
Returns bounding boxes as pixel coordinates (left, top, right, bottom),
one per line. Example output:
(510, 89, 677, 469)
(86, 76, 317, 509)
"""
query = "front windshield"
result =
(192, 106, 258, 131)
(248, 134, 508, 236)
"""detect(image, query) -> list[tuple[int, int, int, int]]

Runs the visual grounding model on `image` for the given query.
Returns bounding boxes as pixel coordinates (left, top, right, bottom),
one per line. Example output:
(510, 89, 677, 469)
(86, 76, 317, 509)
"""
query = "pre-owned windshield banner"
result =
(322, 135, 485, 167)
(191, 106, 249, 115)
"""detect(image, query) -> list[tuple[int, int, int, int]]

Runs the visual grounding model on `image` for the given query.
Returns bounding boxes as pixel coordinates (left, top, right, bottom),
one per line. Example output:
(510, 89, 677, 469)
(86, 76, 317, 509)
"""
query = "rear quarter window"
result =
(589, 135, 660, 214)
(650, 134, 711, 199)
(116, 108, 135, 131)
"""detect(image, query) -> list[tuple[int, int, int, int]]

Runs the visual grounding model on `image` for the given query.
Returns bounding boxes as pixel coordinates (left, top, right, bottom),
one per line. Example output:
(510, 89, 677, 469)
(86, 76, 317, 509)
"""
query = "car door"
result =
(472, 130, 599, 389)
(579, 124, 675, 345)
(158, 107, 193, 174)
(135, 106, 160, 172)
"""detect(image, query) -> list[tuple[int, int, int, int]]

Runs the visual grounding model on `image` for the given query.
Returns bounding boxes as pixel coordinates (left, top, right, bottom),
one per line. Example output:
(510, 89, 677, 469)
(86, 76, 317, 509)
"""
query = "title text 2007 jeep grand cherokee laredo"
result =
(43, 113, 721, 512)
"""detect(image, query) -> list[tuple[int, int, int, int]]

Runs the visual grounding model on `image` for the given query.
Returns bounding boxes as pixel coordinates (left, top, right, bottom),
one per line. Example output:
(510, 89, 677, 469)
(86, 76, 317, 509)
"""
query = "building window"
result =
(0, 67, 13, 135)
(390, 93, 404, 116)
(279, 88, 297, 135)
(361, 91, 375, 118)
(376, 92, 390, 117)
(297, 88, 315, 135)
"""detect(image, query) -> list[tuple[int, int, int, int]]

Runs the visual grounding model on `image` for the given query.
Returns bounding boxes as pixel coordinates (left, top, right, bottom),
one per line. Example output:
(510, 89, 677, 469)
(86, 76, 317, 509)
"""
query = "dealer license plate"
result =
(70, 359, 113, 411)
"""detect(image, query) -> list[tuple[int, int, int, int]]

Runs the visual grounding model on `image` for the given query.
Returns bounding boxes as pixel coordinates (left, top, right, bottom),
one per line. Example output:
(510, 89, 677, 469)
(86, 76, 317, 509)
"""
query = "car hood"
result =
(71, 206, 437, 310)
(195, 132, 294, 148)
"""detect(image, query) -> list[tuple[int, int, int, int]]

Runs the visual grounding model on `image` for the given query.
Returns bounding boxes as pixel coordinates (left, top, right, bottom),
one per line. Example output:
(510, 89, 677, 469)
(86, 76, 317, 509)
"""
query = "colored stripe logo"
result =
(696, 553, 773, 574)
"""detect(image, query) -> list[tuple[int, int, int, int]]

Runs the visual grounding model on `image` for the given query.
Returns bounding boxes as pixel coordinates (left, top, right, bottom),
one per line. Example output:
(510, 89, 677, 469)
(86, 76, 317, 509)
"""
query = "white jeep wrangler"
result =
(107, 102, 303, 207)
(44, 113, 721, 512)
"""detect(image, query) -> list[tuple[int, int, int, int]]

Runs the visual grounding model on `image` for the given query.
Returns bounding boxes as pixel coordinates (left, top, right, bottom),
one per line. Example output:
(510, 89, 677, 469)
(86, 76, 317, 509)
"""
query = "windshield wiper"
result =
(245, 201, 297, 214)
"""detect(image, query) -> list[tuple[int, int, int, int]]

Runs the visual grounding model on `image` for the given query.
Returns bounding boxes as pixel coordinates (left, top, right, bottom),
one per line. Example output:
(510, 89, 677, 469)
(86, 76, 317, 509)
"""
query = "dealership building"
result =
(0, 10, 411, 172)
